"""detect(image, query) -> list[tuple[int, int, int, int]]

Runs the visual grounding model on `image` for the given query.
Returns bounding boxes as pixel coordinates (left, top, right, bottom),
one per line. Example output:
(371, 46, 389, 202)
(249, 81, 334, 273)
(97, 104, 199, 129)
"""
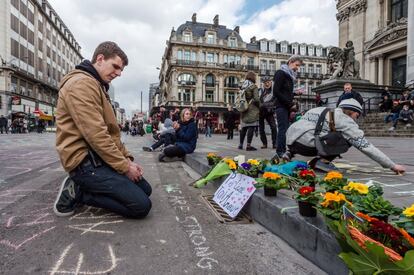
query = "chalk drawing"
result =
(50, 243, 119, 275)
(68, 220, 123, 235)
(6, 213, 54, 228)
(0, 226, 56, 250)
(69, 207, 119, 220)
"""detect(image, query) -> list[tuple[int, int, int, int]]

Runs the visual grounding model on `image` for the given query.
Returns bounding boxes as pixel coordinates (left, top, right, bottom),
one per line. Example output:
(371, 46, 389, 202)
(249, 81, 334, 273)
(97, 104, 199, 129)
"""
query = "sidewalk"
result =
(191, 134, 414, 207)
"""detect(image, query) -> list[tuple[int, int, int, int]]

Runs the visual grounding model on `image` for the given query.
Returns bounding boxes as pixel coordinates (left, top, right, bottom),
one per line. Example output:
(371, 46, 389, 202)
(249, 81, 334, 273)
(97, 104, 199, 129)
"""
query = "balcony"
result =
(259, 69, 275, 76)
(224, 83, 239, 88)
(176, 60, 198, 66)
(172, 60, 259, 72)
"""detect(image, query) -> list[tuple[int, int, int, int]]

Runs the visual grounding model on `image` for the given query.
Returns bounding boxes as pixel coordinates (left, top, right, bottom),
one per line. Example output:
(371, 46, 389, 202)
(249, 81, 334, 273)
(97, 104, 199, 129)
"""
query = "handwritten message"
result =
(213, 173, 256, 219)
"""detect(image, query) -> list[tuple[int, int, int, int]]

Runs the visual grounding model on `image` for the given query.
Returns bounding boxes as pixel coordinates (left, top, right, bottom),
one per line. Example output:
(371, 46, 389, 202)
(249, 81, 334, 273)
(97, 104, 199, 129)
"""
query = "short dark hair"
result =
(245, 71, 256, 83)
(91, 41, 128, 66)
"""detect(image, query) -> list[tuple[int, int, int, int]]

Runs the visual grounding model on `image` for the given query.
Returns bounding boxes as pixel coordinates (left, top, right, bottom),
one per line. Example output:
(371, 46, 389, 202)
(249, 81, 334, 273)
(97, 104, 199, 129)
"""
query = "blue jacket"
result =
(176, 118, 197, 153)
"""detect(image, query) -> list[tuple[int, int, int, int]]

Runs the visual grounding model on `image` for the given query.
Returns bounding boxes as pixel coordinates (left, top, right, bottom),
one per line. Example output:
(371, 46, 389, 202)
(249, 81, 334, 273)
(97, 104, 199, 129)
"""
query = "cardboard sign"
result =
(213, 173, 256, 219)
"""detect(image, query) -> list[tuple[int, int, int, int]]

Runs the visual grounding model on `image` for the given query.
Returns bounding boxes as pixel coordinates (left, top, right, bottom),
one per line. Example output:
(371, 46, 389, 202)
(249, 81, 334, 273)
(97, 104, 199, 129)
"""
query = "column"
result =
(378, 55, 384, 85)
(196, 73, 203, 101)
(218, 75, 224, 103)
(369, 56, 377, 84)
(407, 0, 414, 86)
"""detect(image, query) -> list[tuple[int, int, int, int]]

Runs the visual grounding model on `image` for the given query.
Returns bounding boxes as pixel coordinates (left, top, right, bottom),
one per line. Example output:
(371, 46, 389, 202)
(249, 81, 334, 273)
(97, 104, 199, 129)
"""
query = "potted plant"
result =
(317, 191, 351, 220)
(238, 159, 261, 178)
(393, 204, 414, 236)
(296, 169, 317, 187)
(319, 171, 348, 192)
(352, 193, 402, 222)
(255, 172, 288, 196)
(294, 186, 319, 217)
(206, 153, 222, 166)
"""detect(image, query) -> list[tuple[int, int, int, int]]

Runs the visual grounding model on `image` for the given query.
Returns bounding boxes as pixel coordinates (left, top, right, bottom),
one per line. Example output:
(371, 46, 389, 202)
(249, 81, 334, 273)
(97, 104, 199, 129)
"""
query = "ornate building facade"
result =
(157, 14, 331, 128)
(336, 0, 411, 87)
(0, 0, 82, 121)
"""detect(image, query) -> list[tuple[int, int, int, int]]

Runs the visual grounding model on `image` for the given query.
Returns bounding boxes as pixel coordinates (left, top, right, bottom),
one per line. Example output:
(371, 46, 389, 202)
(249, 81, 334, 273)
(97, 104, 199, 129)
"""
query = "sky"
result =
(48, 0, 338, 116)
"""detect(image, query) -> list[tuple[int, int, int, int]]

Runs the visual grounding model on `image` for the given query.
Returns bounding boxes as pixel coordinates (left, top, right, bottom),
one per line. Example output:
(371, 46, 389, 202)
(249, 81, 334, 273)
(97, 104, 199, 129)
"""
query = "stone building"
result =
(0, 0, 82, 122)
(336, 0, 412, 88)
(157, 14, 331, 129)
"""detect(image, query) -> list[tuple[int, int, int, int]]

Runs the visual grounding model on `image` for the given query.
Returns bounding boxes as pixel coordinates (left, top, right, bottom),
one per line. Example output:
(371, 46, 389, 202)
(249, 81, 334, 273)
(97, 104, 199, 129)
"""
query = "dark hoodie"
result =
(176, 118, 197, 154)
(75, 60, 109, 91)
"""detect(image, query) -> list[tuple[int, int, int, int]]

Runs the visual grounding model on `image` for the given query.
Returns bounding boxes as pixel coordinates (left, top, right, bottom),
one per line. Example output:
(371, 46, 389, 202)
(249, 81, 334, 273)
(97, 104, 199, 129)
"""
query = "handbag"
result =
(314, 108, 350, 157)
(235, 89, 250, 113)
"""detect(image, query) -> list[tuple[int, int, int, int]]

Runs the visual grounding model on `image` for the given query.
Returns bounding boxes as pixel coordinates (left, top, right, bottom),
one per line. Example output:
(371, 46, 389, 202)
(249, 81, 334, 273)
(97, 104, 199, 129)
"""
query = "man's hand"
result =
(173, 121, 180, 130)
(391, 164, 406, 175)
(126, 159, 144, 181)
(125, 162, 141, 182)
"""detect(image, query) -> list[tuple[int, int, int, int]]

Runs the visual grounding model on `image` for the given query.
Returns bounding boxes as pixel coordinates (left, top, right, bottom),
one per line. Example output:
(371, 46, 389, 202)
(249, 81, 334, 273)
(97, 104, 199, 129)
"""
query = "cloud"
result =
(48, 0, 337, 116)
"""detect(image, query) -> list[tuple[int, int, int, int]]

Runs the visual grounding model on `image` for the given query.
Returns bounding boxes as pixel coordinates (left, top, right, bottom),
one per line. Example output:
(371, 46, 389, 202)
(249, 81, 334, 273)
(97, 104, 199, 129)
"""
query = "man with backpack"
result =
(282, 99, 405, 174)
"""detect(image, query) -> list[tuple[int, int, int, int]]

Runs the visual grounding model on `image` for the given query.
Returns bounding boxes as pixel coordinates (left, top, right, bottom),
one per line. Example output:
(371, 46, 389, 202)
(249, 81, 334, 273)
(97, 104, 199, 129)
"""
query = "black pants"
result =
(227, 127, 234, 139)
(0, 126, 8, 134)
(288, 142, 337, 162)
(393, 118, 413, 128)
(259, 110, 277, 147)
(240, 126, 255, 145)
(151, 133, 175, 150)
(276, 107, 289, 156)
(164, 145, 186, 158)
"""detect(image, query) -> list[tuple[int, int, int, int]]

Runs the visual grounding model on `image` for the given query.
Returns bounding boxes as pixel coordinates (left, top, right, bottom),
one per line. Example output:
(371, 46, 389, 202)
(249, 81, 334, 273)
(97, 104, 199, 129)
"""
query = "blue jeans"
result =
(205, 126, 212, 137)
(384, 113, 398, 123)
(276, 107, 289, 156)
(71, 161, 152, 218)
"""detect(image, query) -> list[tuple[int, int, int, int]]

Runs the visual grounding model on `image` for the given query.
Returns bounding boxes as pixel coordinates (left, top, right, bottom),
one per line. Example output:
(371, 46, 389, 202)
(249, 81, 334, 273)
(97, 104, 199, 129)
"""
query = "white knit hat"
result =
(338, 98, 363, 114)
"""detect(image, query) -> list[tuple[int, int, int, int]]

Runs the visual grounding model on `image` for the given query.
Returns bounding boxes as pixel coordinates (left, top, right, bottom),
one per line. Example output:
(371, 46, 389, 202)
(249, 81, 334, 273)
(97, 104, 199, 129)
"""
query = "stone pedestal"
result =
(312, 79, 401, 112)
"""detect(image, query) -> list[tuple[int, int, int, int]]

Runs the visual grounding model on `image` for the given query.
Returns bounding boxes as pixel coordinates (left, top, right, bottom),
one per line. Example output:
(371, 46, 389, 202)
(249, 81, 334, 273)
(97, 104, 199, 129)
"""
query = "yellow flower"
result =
(207, 153, 216, 157)
(229, 162, 237, 170)
(403, 204, 414, 217)
(320, 191, 350, 207)
(263, 172, 282, 180)
(247, 159, 260, 166)
(324, 171, 343, 181)
(343, 182, 369, 195)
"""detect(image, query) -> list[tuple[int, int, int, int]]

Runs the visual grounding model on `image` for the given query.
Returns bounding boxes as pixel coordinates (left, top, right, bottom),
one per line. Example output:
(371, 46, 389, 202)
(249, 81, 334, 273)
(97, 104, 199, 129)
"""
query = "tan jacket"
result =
(55, 70, 133, 174)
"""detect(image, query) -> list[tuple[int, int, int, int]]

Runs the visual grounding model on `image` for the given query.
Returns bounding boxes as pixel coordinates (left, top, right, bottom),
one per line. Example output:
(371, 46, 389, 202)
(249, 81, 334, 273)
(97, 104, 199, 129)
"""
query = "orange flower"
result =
(320, 191, 351, 207)
(263, 172, 282, 180)
(324, 171, 343, 181)
(399, 228, 414, 247)
(207, 153, 216, 157)
(356, 212, 379, 223)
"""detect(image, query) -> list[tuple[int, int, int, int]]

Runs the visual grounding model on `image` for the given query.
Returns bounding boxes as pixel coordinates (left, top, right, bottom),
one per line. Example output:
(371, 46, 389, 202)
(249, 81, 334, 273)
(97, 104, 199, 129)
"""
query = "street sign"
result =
(213, 173, 256, 219)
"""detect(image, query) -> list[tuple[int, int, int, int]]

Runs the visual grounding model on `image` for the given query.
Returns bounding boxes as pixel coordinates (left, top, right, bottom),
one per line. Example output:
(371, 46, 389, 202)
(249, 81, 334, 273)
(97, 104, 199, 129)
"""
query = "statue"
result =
(327, 40, 360, 80)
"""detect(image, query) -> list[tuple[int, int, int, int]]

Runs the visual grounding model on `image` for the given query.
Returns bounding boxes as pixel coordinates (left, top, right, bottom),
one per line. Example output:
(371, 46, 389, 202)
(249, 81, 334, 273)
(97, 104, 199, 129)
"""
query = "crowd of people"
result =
(380, 88, 414, 131)
(0, 115, 47, 134)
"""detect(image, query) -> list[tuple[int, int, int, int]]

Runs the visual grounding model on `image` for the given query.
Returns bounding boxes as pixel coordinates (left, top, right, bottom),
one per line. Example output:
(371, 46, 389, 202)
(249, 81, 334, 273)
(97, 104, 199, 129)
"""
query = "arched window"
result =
(225, 76, 239, 88)
(205, 74, 215, 87)
(178, 73, 196, 85)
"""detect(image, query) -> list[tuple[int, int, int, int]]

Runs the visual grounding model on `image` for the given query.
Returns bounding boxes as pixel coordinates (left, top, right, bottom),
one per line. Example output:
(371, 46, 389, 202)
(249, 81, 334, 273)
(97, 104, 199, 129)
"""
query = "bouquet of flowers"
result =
(194, 158, 236, 188)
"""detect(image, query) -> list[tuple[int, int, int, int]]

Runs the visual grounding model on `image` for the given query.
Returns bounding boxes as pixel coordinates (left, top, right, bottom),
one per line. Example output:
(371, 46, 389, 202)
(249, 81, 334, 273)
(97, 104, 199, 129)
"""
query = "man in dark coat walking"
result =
(259, 76, 277, 149)
(224, 105, 237, 140)
(0, 115, 8, 134)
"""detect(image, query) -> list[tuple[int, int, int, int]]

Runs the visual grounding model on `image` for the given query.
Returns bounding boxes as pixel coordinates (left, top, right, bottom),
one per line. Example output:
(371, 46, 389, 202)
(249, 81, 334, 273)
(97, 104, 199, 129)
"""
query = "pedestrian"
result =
(336, 82, 364, 106)
(238, 71, 260, 151)
(54, 41, 152, 218)
(273, 55, 303, 158)
(224, 105, 236, 140)
(283, 98, 405, 174)
(158, 105, 169, 124)
(204, 111, 213, 137)
(193, 107, 202, 135)
(158, 108, 197, 162)
(142, 118, 176, 152)
(378, 94, 393, 112)
(258, 76, 277, 149)
(0, 115, 8, 134)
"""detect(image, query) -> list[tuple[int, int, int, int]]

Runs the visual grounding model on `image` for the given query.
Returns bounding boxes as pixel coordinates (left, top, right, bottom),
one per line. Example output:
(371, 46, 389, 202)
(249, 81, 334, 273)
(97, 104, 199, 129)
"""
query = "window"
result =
(269, 42, 276, 52)
(28, 9, 34, 24)
(20, 1, 27, 18)
(28, 50, 34, 66)
(228, 92, 235, 104)
(391, 56, 406, 87)
(20, 21, 27, 40)
(269, 61, 276, 73)
(207, 33, 215, 44)
(205, 74, 215, 87)
(308, 64, 314, 74)
(308, 47, 314, 56)
(11, 0, 19, 9)
(206, 52, 215, 63)
(20, 44, 27, 61)
(260, 60, 267, 71)
(281, 43, 287, 53)
(391, 0, 408, 22)
(28, 29, 34, 45)
(300, 45, 306, 55)
(260, 40, 267, 51)
(38, 38, 43, 51)
(315, 65, 322, 74)
(247, 57, 255, 69)
(11, 38, 19, 58)
(183, 33, 192, 42)
(225, 76, 239, 88)
(38, 57, 43, 72)
(316, 47, 322, 57)
(178, 73, 196, 85)
(20, 80, 27, 95)
(299, 65, 305, 73)
(229, 37, 237, 48)
(205, 91, 214, 102)
(27, 84, 33, 97)
(11, 14, 19, 33)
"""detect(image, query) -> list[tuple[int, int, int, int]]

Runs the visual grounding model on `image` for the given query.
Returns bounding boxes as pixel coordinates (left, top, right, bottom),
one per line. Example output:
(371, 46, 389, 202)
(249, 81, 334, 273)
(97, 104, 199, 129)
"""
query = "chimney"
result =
(192, 13, 197, 23)
(213, 15, 219, 26)
(234, 26, 240, 34)
(250, 36, 256, 43)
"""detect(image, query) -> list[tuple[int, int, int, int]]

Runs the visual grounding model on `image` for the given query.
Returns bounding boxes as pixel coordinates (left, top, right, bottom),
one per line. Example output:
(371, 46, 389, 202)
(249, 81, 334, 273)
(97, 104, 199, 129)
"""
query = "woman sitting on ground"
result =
(158, 108, 197, 162)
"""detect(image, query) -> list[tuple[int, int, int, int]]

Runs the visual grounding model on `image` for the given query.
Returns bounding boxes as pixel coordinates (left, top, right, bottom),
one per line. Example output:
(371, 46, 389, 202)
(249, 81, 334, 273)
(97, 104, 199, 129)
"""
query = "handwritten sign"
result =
(213, 173, 256, 219)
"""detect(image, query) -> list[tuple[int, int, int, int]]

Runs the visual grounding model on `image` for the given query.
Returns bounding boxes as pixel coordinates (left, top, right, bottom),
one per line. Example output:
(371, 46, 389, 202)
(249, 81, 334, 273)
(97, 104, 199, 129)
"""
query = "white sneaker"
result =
(388, 127, 395, 131)
(406, 123, 412, 127)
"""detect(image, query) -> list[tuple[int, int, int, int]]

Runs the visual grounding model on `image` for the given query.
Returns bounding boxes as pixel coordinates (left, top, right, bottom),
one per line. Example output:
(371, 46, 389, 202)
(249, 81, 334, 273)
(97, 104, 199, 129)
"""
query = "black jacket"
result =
(224, 110, 237, 128)
(273, 70, 294, 110)
(336, 90, 364, 106)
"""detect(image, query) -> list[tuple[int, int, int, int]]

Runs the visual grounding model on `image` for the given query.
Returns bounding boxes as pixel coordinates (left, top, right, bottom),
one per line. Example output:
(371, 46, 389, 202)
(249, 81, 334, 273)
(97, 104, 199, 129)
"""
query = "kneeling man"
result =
(284, 98, 405, 174)
(54, 41, 152, 218)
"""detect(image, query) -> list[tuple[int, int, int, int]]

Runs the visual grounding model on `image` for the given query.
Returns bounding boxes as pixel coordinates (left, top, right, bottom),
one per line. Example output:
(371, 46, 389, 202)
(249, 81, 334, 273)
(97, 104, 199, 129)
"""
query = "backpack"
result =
(314, 108, 350, 157)
(235, 89, 250, 113)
